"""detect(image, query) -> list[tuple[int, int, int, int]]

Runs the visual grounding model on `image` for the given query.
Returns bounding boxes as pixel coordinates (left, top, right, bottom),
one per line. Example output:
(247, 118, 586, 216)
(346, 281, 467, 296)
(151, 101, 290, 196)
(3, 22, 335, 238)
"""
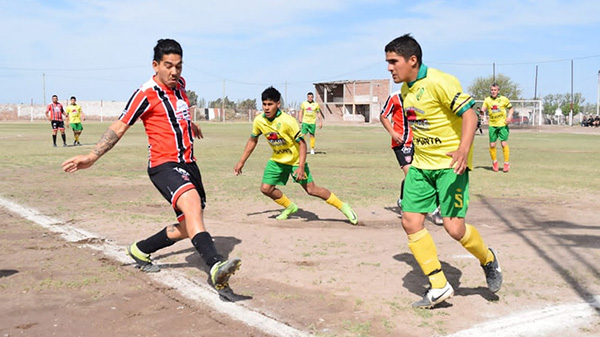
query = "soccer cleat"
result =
(126, 243, 160, 273)
(396, 197, 403, 217)
(492, 161, 499, 172)
(73, 141, 77, 146)
(210, 258, 241, 290)
(310, 148, 315, 155)
(276, 203, 298, 220)
(412, 282, 454, 309)
(53, 144, 57, 147)
(63, 143, 67, 147)
(482, 248, 503, 293)
(503, 162, 510, 173)
(340, 203, 358, 225)
(432, 207, 443, 226)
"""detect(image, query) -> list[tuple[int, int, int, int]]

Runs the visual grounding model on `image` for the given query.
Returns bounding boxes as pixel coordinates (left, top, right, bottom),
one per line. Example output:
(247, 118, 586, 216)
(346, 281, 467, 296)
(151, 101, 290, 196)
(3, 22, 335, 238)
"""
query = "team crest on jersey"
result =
(416, 87, 425, 101)
(173, 167, 190, 181)
(175, 99, 190, 120)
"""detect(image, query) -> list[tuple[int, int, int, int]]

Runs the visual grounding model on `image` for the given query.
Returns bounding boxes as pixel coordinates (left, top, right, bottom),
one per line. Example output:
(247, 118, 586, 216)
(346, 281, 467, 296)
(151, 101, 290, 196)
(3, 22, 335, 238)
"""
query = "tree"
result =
(542, 93, 586, 115)
(186, 90, 198, 106)
(468, 74, 522, 100)
(208, 96, 235, 109)
(237, 98, 257, 112)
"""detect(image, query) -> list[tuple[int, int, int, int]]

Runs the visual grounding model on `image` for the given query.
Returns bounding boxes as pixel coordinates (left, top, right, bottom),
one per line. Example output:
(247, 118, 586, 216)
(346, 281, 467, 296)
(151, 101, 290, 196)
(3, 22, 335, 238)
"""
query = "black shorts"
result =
(148, 161, 206, 222)
(393, 144, 414, 168)
(51, 120, 65, 130)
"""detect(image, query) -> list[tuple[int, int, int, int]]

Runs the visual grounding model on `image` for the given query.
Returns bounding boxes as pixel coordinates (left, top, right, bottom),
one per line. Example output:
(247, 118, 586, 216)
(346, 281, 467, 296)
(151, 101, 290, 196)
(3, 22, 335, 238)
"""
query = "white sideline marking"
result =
(445, 298, 600, 337)
(0, 196, 308, 337)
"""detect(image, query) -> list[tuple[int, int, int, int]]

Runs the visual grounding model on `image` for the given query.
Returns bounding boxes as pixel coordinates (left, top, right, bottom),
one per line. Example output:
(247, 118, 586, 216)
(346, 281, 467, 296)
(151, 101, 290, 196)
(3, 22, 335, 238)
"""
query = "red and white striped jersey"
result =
(380, 91, 413, 148)
(119, 76, 194, 168)
(47, 102, 65, 121)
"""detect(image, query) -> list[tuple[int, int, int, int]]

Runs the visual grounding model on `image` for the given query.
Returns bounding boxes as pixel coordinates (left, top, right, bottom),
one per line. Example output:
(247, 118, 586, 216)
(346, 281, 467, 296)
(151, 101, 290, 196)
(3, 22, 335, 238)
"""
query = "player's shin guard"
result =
(192, 231, 224, 268)
(459, 224, 493, 265)
(325, 192, 344, 209)
(274, 194, 292, 208)
(502, 145, 510, 162)
(135, 226, 177, 254)
(489, 147, 497, 162)
(408, 229, 447, 288)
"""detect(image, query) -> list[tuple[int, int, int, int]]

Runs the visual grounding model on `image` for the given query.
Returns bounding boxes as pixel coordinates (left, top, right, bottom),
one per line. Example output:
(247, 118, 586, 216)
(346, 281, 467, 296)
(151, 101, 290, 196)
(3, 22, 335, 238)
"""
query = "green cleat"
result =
(126, 242, 160, 273)
(340, 203, 358, 225)
(276, 202, 298, 220)
(210, 258, 242, 290)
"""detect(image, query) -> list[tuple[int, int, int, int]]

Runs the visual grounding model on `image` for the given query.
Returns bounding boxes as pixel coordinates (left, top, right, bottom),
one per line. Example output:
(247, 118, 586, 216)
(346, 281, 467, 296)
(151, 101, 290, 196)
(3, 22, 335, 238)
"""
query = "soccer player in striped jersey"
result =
(481, 84, 514, 172)
(45, 95, 68, 147)
(385, 34, 502, 308)
(380, 91, 443, 225)
(234, 87, 358, 225)
(62, 39, 240, 291)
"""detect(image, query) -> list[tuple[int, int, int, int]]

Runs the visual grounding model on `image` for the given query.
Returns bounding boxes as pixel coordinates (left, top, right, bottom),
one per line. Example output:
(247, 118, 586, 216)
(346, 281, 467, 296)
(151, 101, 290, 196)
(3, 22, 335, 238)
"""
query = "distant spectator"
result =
(594, 116, 600, 127)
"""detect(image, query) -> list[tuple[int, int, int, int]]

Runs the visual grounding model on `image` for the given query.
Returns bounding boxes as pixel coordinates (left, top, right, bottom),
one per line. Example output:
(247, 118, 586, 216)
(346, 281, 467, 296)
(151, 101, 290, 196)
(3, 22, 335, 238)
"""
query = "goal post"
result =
(473, 99, 543, 126)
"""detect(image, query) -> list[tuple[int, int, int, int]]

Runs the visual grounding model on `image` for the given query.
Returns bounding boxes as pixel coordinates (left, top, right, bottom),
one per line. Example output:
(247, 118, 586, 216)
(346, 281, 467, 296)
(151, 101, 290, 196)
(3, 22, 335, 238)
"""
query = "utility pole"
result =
(597, 70, 599, 116)
(222, 80, 225, 122)
(42, 73, 46, 106)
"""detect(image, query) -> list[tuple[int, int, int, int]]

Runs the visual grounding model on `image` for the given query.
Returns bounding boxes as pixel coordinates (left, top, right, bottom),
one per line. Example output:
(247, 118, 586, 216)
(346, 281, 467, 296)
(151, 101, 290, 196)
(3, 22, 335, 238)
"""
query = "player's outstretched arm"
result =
(62, 120, 129, 173)
(234, 136, 258, 176)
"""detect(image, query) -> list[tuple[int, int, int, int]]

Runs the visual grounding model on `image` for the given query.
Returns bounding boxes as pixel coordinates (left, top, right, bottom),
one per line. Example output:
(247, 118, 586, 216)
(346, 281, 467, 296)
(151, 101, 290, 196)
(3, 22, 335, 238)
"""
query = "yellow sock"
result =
(75, 134, 79, 142)
(310, 136, 316, 150)
(502, 145, 510, 163)
(489, 147, 497, 162)
(459, 224, 493, 265)
(408, 229, 447, 288)
(274, 194, 292, 208)
(325, 192, 344, 209)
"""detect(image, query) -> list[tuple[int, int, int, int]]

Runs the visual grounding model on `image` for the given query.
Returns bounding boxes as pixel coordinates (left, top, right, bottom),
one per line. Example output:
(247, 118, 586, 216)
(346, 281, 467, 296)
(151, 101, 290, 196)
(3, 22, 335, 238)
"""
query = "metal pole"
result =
(570, 59, 573, 126)
(597, 70, 599, 116)
(221, 80, 225, 122)
(534, 65, 538, 99)
(493, 63, 496, 83)
(42, 73, 46, 107)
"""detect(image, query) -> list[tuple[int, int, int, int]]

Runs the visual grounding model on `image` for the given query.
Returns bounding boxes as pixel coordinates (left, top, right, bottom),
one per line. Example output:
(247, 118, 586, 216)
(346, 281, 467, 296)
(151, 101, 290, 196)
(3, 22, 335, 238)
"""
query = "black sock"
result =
(191, 232, 223, 268)
(136, 227, 176, 254)
(400, 178, 405, 200)
(52, 134, 57, 145)
(61, 133, 66, 144)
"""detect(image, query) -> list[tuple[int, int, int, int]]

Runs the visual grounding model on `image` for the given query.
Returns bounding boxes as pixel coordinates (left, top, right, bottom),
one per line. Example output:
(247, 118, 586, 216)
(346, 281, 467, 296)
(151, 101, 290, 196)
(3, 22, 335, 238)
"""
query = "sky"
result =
(2, 0, 600, 109)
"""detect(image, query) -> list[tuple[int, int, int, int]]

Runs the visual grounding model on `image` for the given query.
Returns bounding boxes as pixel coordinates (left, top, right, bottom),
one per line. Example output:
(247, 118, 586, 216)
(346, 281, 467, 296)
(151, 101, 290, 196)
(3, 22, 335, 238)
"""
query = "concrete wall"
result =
(0, 101, 127, 121)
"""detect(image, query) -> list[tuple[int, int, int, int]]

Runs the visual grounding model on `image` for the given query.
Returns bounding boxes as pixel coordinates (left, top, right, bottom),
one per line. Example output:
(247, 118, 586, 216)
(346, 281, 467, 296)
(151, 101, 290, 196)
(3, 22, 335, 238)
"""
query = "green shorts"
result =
(301, 123, 316, 136)
(402, 167, 469, 218)
(488, 125, 509, 143)
(70, 123, 83, 131)
(262, 160, 313, 186)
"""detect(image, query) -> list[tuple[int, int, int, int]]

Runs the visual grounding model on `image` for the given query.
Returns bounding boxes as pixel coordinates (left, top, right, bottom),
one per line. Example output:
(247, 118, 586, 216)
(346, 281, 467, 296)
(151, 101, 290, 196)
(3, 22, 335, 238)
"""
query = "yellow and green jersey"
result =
(401, 65, 475, 170)
(299, 101, 321, 125)
(252, 110, 303, 166)
(66, 104, 83, 123)
(483, 95, 512, 127)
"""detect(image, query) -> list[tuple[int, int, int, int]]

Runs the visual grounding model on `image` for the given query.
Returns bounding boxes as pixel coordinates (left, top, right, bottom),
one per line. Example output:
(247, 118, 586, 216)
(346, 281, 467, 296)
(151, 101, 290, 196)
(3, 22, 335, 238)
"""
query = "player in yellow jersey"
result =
(234, 87, 357, 225)
(385, 34, 502, 308)
(66, 96, 86, 146)
(481, 84, 514, 172)
(298, 92, 323, 154)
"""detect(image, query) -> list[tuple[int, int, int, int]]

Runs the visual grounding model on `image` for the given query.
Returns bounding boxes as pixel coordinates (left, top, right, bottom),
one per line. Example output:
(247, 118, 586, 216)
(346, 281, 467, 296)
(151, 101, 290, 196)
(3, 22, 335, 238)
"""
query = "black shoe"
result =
(482, 248, 503, 293)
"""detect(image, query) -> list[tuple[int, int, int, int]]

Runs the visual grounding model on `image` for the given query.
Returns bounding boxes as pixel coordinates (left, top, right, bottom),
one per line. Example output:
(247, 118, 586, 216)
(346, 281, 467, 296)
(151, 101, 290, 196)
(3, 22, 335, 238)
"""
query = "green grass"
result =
(1, 121, 599, 207)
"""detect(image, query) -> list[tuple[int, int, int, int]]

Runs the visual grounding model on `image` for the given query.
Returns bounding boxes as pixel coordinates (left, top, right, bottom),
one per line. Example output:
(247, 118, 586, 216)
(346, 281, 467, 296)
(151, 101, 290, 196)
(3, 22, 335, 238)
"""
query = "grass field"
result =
(1, 121, 600, 337)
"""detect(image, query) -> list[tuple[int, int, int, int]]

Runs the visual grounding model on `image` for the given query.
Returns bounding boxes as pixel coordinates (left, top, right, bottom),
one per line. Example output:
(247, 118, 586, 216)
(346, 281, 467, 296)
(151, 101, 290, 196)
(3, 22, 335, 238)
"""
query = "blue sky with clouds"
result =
(2, 0, 599, 108)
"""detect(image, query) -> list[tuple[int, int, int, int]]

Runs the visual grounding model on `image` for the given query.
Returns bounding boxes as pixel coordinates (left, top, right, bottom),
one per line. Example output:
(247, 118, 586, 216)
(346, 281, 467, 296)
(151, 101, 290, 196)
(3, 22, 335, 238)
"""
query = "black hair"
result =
(153, 39, 183, 62)
(307, 92, 314, 96)
(262, 86, 281, 102)
(70, 96, 76, 100)
(384, 33, 422, 67)
(52, 94, 58, 98)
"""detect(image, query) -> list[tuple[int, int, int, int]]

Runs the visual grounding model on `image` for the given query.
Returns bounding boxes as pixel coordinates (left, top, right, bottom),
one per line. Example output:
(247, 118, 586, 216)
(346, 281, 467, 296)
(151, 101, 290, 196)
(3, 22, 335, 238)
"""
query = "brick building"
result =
(312, 79, 390, 123)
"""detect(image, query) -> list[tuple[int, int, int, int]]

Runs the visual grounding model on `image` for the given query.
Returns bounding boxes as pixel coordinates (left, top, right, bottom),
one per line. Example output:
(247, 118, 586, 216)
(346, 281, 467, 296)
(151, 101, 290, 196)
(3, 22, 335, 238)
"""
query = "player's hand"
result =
(318, 122, 323, 129)
(506, 118, 513, 125)
(191, 122, 203, 139)
(62, 154, 97, 173)
(234, 162, 244, 176)
(446, 148, 469, 175)
(292, 167, 306, 181)
(391, 131, 404, 145)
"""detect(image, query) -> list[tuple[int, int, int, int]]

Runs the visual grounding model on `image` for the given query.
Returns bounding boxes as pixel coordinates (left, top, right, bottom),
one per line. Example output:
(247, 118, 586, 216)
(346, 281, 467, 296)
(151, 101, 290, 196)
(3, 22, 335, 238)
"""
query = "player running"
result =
(234, 86, 357, 225)
(385, 34, 502, 308)
(481, 83, 514, 172)
(66, 96, 85, 146)
(298, 92, 324, 155)
(62, 39, 240, 291)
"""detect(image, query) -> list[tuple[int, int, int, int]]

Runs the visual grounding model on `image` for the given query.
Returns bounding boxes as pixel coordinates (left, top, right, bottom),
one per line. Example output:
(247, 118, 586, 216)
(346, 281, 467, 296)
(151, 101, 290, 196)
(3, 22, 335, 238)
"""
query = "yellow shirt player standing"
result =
(234, 86, 357, 225)
(481, 84, 514, 172)
(298, 92, 323, 154)
(385, 34, 502, 309)
(66, 96, 85, 146)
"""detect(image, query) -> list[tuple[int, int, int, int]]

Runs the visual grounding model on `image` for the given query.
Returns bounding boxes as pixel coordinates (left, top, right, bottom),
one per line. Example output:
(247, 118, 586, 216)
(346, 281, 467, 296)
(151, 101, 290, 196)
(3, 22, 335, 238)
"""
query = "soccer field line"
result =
(0, 195, 309, 337)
